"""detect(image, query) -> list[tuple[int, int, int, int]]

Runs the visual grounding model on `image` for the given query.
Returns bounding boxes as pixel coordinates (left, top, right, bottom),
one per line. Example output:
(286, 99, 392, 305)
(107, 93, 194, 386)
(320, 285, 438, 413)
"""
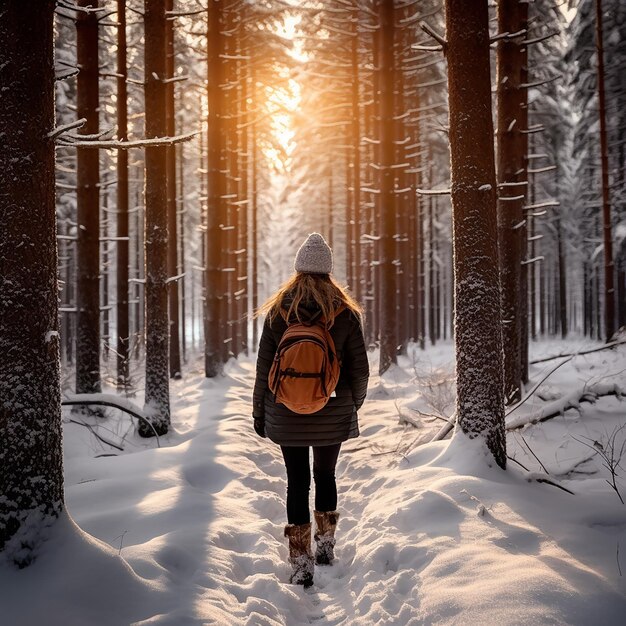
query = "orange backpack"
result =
(268, 307, 344, 414)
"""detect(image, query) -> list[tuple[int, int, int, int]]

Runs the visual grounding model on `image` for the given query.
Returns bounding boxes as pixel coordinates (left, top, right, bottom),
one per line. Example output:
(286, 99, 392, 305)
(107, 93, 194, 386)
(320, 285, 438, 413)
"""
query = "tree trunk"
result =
(179, 140, 187, 361)
(205, 0, 226, 377)
(518, 0, 529, 385)
(395, 24, 409, 354)
(617, 242, 626, 329)
(350, 7, 361, 301)
(429, 191, 436, 346)
(102, 187, 110, 360)
(75, 0, 101, 399)
(345, 119, 354, 291)
(142, 0, 170, 435)
(0, 0, 64, 564)
(595, 0, 615, 342)
(378, 0, 398, 374)
(496, 0, 525, 403)
(445, 0, 507, 468)
(417, 191, 426, 349)
(251, 64, 259, 348)
(239, 47, 249, 356)
(225, 15, 239, 361)
(166, 0, 181, 379)
(116, 0, 130, 390)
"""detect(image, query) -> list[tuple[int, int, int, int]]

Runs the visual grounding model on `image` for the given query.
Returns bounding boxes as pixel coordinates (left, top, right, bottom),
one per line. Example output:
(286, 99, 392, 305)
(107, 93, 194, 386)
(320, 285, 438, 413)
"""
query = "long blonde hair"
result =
(256, 273, 362, 328)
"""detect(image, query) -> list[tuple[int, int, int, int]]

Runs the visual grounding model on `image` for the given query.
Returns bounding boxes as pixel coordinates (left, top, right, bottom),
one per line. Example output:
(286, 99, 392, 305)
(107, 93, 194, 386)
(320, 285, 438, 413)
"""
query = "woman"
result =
(253, 233, 369, 588)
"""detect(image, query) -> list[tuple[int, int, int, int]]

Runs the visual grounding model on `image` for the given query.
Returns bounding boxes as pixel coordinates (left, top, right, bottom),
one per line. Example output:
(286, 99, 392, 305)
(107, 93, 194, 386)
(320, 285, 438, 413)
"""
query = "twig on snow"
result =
(530, 339, 626, 365)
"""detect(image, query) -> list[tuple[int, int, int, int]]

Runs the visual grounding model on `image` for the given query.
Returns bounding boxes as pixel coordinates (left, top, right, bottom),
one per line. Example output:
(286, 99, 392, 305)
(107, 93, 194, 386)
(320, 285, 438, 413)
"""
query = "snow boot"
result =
(284, 522, 314, 587)
(313, 510, 339, 565)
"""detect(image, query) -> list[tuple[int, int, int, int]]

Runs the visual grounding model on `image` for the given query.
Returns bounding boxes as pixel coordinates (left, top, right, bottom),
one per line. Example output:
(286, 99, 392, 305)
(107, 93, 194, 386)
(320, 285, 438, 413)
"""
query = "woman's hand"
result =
(254, 418, 266, 438)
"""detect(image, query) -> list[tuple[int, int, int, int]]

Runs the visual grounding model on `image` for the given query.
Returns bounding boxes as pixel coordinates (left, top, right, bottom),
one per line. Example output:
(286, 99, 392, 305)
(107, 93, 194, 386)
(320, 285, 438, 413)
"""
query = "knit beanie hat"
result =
(294, 232, 333, 275)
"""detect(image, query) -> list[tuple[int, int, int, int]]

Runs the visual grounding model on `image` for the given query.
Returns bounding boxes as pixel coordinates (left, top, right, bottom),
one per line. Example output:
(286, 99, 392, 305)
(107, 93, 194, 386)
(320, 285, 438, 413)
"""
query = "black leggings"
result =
(280, 443, 342, 525)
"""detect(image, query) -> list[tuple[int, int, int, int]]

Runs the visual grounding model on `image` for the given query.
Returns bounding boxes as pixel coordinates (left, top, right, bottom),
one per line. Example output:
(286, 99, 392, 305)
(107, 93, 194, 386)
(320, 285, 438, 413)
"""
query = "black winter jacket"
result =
(253, 300, 369, 447)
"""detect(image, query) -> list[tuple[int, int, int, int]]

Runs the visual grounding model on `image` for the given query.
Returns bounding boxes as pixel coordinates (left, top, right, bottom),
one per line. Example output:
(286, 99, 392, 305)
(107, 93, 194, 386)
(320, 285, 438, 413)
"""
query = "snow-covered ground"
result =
(2, 338, 626, 625)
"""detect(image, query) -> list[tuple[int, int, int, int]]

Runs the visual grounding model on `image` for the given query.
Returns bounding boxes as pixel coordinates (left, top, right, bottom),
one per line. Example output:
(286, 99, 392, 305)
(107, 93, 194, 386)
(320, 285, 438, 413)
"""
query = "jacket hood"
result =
(280, 295, 323, 324)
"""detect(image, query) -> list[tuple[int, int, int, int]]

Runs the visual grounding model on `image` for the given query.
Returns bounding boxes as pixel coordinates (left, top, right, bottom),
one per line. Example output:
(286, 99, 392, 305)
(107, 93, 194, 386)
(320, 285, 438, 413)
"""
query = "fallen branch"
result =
(530, 475, 575, 495)
(506, 381, 624, 430)
(431, 413, 457, 442)
(62, 393, 161, 446)
(65, 418, 125, 451)
(506, 354, 576, 419)
(530, 339, 626, 364)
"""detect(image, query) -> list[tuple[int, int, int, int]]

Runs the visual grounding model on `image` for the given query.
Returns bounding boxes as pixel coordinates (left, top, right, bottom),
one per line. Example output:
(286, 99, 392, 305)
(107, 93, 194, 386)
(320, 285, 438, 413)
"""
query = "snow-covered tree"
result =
(75, 0, 102, 401)
(142, 0, 171, 435)
(445, 0, 507, 468)
(0, 0, 64, 566)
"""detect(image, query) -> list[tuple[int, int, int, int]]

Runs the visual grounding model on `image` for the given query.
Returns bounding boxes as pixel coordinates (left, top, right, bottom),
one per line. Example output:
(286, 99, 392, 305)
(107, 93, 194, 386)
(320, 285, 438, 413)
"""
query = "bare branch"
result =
(419, 21, 447, 49)
(417, 188, 451, 196)
(48, 118, 87, 140)
(57, 131, 198, 150)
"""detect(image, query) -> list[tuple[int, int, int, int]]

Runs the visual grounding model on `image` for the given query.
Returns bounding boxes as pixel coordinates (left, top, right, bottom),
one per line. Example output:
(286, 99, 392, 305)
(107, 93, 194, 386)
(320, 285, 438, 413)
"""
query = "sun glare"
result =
(262, 15, 304, 172)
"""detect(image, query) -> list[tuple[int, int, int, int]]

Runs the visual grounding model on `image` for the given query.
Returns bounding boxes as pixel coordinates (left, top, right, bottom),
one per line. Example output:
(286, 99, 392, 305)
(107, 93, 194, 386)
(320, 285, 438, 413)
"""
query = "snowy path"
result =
(61, 353, 441, 625)
(6, 342, 626, 625)
(155, 357, 435, 625)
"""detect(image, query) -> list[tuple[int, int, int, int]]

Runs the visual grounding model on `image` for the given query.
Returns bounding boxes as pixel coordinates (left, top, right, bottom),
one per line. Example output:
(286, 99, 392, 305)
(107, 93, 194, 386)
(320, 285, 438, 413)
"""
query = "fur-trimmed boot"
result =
(284, 522, 314, 587)
(313, 510, 339, 565)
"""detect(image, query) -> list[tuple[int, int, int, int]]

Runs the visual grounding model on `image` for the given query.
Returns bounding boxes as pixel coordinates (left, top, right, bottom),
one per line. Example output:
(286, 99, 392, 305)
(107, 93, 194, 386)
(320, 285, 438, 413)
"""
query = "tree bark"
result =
(251, 63, 259, 349)
(518, 0, 529, 384)
(0, 0, 64, 564)
(378, 0, 398, 374)
(595, 0, 616, 342)
(496, 0, 525, 403)
(75, 0, 101, 399)
(116, 0, 130, 390)
(205, 0, 226, 377)
(142, 0, 170, 434)
(166, 0, 182, 379)
(445, 0, 507, 468)
(239, 43, 249, 356)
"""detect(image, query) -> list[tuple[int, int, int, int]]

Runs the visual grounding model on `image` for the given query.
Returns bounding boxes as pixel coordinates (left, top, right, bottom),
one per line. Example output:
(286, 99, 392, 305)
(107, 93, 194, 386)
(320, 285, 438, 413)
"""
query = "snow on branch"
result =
(417, 188, 451, 196)
(490, 29, 526, 43)
(57, 1, 105, 13)
(506, 381, 625, 430)
(412, 44, 443, 52)
(523, 200, 560, 210)
(57, 131, 198, 150)
(498, 181, 528, 188)
(56, 68, 80, 81)
(521, 124, 545, 135)
(530, 340, 626, 365)
(528, 165, 557, 175)
(48, 118, 87, 140)
(166, 273, 186, 284)
(61, 127, 116, 142)
(162, 75, 189, 84)
(520, 75, 560, 89)
(521, 256, 544, 265)
(505, 340, 626, 431)
(522, 30, 559, 46)
(62, 394, 162, 445)
(419, 21, 447, 49)
(166, 8, 206, 17)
